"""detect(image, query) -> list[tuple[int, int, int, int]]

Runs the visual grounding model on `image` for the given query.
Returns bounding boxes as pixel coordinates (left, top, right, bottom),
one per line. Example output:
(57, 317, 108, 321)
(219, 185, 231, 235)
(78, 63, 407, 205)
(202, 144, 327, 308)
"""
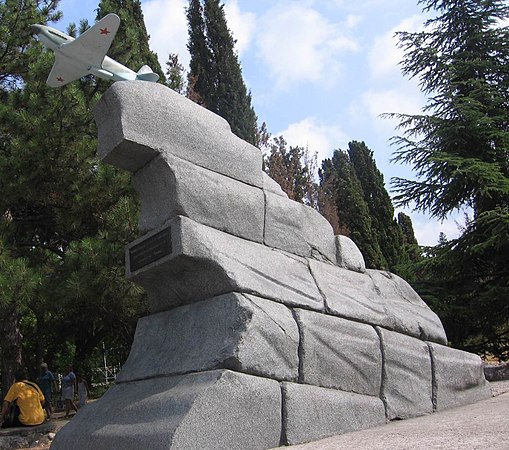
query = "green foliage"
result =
(388, 0, 509, 219)
(186, 0, 258, 145)
(319, 143, 414, 271)
(0, 0, 61, 90)
(165, 53, 187, 94)
(390, 0, 509, 357)
(0, 0, 161, 380)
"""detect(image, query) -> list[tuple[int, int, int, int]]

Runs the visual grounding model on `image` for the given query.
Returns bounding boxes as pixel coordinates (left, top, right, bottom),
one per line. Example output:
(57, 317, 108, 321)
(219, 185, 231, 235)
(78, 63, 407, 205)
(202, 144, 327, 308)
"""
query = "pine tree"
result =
(389, 0, 509, 218)
(0, 0, 164, 376)
(186, 0, 258, 145)
(389, 0, 509, 357)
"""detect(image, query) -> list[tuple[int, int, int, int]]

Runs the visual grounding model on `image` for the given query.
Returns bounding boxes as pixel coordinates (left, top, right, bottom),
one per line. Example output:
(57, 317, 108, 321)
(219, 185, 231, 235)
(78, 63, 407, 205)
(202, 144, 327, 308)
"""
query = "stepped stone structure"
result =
(52, 81, 491, 450)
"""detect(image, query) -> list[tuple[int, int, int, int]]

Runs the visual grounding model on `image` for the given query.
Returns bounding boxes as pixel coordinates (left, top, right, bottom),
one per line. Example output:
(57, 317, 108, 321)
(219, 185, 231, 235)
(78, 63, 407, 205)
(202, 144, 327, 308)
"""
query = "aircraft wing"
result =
(46, 54, 90, 87)
(60, 13, 120, 67)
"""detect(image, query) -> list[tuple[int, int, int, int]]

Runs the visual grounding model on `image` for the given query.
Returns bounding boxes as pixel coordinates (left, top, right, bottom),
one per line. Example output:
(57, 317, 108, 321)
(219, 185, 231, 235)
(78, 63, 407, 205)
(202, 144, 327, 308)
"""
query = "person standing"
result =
(61, 365, 78, 418)
(76, 375, 89, 408)
(36, 363, 58, 419)
(0, 369, 45, 427)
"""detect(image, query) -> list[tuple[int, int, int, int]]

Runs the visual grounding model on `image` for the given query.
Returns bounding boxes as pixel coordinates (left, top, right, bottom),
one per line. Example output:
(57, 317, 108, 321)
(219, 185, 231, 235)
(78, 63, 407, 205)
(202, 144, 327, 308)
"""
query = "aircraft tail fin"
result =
(136, 65, 159, 83)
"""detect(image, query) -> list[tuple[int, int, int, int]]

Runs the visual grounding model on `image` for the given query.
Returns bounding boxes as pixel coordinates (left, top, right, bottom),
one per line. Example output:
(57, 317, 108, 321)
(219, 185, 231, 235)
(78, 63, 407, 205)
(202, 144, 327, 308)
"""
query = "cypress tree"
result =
(320, 150, 385, 268)
(347, 141, 405, 269)
(186, 0, 258, 145)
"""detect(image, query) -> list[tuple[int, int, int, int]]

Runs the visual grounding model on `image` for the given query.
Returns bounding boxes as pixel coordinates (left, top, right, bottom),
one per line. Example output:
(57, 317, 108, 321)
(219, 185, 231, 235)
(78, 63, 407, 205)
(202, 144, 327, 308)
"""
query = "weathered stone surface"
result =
(484, 361, 509, 381)
(51, 370, 282, 450)
(335, 235, 366, 273)
(127, 216, 324, 313)
(299, 203, 337, 263)
(264, 192, 311, 257)
(309, 260, 391, 327)
(116, 293, 299, 382)
(378, 327, 433, 420)
(133, 153, 265, 240)
(263, 172, 288, 197)
(368, 270, 447, 344)
(295, 309, 382, 396)
(93, 81, 263, 188)
(282, 382, 386, 446)
(429, 343, 492, 411)
(308, 260, 447, 344)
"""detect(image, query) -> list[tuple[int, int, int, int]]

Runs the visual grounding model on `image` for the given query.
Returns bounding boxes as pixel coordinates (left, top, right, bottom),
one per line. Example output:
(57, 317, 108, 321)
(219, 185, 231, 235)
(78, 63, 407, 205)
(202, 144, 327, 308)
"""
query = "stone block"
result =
(51, 370, 282, 450)
(309, 260, 390, 327)
(282, 382, 386, 446)
(117, 293, 299, 382)
(94, 81, 263, 188)
(484, 361, 509, 381)
(133, 153, 265, 241)
(378, 327, 433, 420)
(308, 260, 447, 344)
(368, 270, 447, 344)
(263, 172, 287, 197)
(295, 309, 382, 396)
(263, 192, 311, 257)
(126, 216, 324, 313)
(335, 235, 366, 273)
(299, 203, 337, 263)
(428, 342, 491, 411)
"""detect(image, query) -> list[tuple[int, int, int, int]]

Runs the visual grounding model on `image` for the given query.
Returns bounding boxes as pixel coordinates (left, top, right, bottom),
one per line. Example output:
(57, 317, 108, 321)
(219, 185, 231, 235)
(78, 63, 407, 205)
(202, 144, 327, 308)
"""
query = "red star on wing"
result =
(100, 27, 110, 35)
(57, 77, 64, 83)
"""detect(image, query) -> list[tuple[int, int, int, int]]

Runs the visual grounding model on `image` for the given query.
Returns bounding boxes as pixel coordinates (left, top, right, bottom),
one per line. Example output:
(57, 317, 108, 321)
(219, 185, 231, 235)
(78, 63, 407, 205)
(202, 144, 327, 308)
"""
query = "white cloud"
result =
(224, 0, 256, 56)
(368, 15, 422, 79)
(277, 117, 349, 163)
(256, 4, 358, 89)
(359, 83, 424, 133)
(142, 0, 189, 69)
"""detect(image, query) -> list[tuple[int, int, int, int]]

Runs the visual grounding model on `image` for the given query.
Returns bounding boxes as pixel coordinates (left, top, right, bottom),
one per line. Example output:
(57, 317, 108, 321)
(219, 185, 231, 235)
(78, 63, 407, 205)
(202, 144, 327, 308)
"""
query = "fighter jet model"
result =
(32, 13, 159, 87)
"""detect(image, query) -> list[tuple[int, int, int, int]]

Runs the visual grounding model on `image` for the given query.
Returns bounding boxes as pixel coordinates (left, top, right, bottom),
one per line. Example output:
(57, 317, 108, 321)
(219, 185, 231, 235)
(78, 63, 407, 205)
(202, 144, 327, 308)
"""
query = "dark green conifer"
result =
(186, 0, 258, 145)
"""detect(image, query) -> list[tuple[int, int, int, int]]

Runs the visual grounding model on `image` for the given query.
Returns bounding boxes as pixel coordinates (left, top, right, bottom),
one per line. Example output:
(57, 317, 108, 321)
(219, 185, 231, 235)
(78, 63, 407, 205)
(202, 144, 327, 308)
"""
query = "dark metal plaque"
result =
(129, 227, 172, 272)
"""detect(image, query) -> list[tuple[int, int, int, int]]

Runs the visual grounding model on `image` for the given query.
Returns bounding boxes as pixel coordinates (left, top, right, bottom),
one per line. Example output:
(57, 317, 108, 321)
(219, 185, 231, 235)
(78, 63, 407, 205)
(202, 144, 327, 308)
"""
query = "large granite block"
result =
(368, 270, 447, 344)
(308, 260, 447, 344)
(51, 370, 282, 450)
(133, 153, 265, 240)
(309, 260, 390, 327)
(264, 192, 312, 257)
(428, 343, 491, 411)
(116, 293, 299, 382)
(377, 327, 433, 420)
(94, 81, 263, 188)
(282, 382, 386, 446)
(335, 235, 366, 273)
(263, 193, 337, 261)
(295, 309, 382, 396)
(127, 216, 324, 313)
(299, 203, 337, 263)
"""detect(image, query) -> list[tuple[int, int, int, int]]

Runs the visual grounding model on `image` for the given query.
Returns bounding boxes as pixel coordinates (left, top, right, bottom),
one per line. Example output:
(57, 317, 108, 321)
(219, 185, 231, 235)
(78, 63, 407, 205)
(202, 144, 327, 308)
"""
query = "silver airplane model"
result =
(31, 13, 159, 87)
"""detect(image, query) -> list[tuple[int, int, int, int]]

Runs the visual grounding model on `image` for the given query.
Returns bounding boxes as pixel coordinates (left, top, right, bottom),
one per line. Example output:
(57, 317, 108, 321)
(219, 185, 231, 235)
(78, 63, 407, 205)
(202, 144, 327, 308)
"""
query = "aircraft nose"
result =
(31, 24, 42, 35)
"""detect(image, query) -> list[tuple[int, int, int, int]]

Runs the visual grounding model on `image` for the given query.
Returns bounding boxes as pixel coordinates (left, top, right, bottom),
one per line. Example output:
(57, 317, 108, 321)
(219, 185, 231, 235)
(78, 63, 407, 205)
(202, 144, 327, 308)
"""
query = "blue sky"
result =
(56, 0, 467, 245)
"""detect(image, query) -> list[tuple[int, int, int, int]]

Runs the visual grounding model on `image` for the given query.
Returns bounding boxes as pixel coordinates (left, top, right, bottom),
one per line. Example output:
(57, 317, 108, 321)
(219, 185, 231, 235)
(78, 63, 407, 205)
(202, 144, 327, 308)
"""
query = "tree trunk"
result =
(0, 307, 23, 398)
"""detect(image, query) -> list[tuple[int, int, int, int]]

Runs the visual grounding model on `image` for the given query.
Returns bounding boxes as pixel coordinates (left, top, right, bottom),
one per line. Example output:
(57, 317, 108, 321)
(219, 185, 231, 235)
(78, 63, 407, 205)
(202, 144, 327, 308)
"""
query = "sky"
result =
(56, 0, 468, 246)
